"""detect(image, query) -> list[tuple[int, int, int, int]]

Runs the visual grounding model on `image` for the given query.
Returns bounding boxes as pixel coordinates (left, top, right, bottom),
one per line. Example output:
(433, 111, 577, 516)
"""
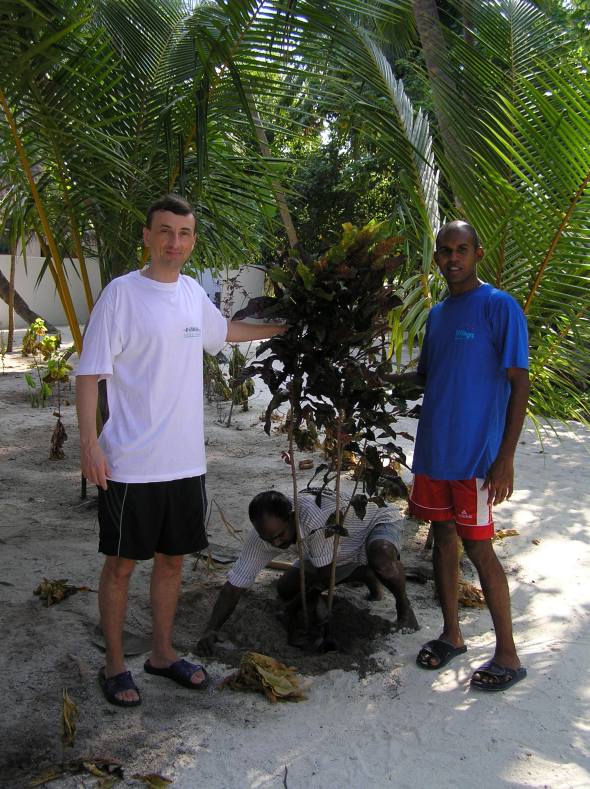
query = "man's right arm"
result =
(76, 374, 111, 490)
(379, 370, 426, 399)
(197, 581, 244, 655)
(380, 371, 425, 386)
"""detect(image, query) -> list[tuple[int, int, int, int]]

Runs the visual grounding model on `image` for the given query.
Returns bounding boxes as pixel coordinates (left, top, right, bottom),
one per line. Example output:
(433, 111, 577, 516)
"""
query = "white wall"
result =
(218, 266, 265, 318)
(0, 255, 265, 331)
(0, 255, 102, 330)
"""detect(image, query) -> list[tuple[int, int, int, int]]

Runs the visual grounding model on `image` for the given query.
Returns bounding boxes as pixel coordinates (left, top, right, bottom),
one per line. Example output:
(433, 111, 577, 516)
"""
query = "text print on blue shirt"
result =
(455, 328, 475, 341)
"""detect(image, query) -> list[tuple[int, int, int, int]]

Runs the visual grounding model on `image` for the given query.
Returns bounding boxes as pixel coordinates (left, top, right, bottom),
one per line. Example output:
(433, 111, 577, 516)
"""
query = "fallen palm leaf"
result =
(458, 580, 486, 608)
(61, 688, 78, 748)
(132, 774, 173, 788)
(211, 499, 243, 543)
(34, 578, 91, 606)
(493, 529, 519, 541)
(221, 651, 307, 703)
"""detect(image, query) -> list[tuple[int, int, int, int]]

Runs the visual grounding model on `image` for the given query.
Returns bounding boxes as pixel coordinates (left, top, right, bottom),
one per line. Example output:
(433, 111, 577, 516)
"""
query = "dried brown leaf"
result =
(221, 651, 306, 703)
(61, 688, 78, 748)
(493, 529, 519, 541)
(458, 580, 486, 608)
(83, 761, 108, 777)
(132, 774, 173, 788)
(34, 578, 90, 606)
(29, 766, 64, 787)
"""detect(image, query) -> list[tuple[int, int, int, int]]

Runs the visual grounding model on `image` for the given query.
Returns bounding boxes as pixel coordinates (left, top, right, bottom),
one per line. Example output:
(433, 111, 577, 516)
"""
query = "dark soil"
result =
(176, 578, 396, 677)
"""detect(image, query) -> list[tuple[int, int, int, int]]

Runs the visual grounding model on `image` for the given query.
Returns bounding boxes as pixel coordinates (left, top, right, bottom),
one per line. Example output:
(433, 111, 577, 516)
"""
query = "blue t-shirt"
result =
(412, 283, 528, 481)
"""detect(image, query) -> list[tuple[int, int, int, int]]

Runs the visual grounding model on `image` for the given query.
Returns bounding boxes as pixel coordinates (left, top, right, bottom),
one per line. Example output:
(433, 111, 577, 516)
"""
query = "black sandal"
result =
(416, 639, 467, 670)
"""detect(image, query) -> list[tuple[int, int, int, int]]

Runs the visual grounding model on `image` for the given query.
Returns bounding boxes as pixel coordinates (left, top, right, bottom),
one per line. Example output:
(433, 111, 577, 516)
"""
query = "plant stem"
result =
(327, 411, 344, 613)
(288, 403, 308, 629)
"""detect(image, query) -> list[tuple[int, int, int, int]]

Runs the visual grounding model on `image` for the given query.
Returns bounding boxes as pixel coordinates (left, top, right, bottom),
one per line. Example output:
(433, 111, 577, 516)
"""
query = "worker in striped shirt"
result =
(197, 488, 419, 654)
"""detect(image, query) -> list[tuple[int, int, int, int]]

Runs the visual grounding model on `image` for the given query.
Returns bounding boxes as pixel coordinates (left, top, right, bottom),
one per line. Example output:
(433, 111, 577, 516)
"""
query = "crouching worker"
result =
(197, 489, 419, 655)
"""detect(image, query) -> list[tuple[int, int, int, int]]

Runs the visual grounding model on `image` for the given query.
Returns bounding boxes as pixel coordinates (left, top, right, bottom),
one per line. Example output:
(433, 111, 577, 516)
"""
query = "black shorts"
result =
(98, 475, 208, 560)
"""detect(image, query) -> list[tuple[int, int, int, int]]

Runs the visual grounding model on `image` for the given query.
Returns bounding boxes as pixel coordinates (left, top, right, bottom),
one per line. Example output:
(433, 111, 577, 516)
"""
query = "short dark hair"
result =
(436, 220, 480, 249)
(145, 194, 196, 229)
(248, 491, 292, 526)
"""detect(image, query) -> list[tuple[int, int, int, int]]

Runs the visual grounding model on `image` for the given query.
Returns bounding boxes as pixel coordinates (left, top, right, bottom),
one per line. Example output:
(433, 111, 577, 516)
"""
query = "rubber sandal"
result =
(98, 667, 141, 707)
(416, 639, 467, 670)
(144, 658, 210, 690)
(470, 660, 527, 692)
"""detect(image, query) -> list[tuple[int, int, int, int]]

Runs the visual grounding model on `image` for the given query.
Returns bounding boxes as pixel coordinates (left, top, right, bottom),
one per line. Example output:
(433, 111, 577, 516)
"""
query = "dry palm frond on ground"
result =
(221, 651, 307, 703)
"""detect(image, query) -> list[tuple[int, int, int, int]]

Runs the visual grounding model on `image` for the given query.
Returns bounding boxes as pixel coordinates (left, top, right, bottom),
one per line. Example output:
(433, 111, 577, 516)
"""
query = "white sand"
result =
(1, 336, 588, 789)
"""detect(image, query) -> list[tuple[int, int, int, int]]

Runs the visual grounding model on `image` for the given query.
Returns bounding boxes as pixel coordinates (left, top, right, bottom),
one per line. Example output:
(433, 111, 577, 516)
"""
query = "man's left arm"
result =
(482, 367, 530, 505)
(226, 320, 286, 343)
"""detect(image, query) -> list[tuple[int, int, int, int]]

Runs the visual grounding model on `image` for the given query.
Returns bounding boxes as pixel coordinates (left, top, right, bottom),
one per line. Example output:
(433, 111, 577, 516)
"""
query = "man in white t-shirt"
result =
(76, 194, 285, 707)
(197, 489, 419, 655)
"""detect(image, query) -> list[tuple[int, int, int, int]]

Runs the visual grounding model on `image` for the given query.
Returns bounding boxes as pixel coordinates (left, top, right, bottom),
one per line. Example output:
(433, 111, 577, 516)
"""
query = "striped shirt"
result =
(227, 490, 403, 589)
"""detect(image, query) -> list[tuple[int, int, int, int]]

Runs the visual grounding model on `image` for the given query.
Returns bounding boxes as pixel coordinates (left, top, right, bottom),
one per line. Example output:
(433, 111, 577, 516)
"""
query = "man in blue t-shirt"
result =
(387, 220, 529, 692)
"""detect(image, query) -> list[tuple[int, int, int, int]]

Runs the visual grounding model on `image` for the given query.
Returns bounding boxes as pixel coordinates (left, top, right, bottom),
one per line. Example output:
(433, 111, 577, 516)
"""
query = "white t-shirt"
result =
(227, 492, 403, 589)
(77, 270, 227, 483)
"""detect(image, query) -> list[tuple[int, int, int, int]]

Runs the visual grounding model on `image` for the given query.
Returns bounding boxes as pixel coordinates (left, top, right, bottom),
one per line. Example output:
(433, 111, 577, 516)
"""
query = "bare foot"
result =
(394, 601, 420, 634)
(104, 660, 139, 704)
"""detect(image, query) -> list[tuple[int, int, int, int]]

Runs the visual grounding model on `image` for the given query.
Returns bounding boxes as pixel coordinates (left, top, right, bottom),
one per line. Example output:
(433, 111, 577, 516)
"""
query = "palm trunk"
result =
(0, 88, 82, 352)
(247, 97, 299, 249)
(412, 0, 467, 196)
(6, 249, 16, 352)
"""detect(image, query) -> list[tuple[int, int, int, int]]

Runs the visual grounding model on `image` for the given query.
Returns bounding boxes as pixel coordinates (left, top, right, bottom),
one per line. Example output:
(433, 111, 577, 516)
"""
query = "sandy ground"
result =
(1, 334, 589, 789)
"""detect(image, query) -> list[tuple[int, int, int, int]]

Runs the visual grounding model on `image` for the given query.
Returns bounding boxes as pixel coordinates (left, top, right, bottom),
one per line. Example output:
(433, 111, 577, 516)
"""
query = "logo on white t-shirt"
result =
(184, 326, 201, 338)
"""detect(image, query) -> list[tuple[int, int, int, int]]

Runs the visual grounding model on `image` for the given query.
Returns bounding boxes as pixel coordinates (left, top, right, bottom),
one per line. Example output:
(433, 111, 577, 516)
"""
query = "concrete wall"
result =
(0, 255, 265, 331)
(0, 255, 102, 330)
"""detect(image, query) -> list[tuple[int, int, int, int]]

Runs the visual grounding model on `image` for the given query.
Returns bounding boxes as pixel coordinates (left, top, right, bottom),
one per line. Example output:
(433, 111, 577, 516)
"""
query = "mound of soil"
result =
(176, 576, 396, 677)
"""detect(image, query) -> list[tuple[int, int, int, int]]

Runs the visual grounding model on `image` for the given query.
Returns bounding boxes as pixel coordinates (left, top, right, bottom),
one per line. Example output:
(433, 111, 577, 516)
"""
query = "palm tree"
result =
(411, 0, 590, 420)
(0, 0, 587, 421)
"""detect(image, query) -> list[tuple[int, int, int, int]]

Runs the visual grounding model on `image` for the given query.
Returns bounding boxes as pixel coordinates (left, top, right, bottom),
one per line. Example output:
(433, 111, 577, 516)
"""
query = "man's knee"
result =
(432, 520, 457, 547)
(102, 555, 135, 581)
(367, 540, 400, 577)
(462, 538, 496, 568)
(154, 552, 184, 574)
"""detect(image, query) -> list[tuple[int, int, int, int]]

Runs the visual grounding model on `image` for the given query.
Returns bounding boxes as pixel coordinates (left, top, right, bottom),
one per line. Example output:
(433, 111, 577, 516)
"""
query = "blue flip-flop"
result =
(98, 667, 141, 707)
(470, 660, 527, 692)
(144, 658, 210, 690)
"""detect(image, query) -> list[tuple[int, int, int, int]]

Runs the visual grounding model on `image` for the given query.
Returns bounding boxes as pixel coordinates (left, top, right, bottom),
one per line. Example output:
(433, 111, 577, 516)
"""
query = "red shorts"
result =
(409, 474, 494, 541)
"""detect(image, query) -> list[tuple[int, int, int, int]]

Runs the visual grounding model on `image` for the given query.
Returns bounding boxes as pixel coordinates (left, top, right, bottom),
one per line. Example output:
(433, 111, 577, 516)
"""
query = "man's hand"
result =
(482, 455, 514, 506)
(80, 442, 111, 491)
(196, 630, 218, 656)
